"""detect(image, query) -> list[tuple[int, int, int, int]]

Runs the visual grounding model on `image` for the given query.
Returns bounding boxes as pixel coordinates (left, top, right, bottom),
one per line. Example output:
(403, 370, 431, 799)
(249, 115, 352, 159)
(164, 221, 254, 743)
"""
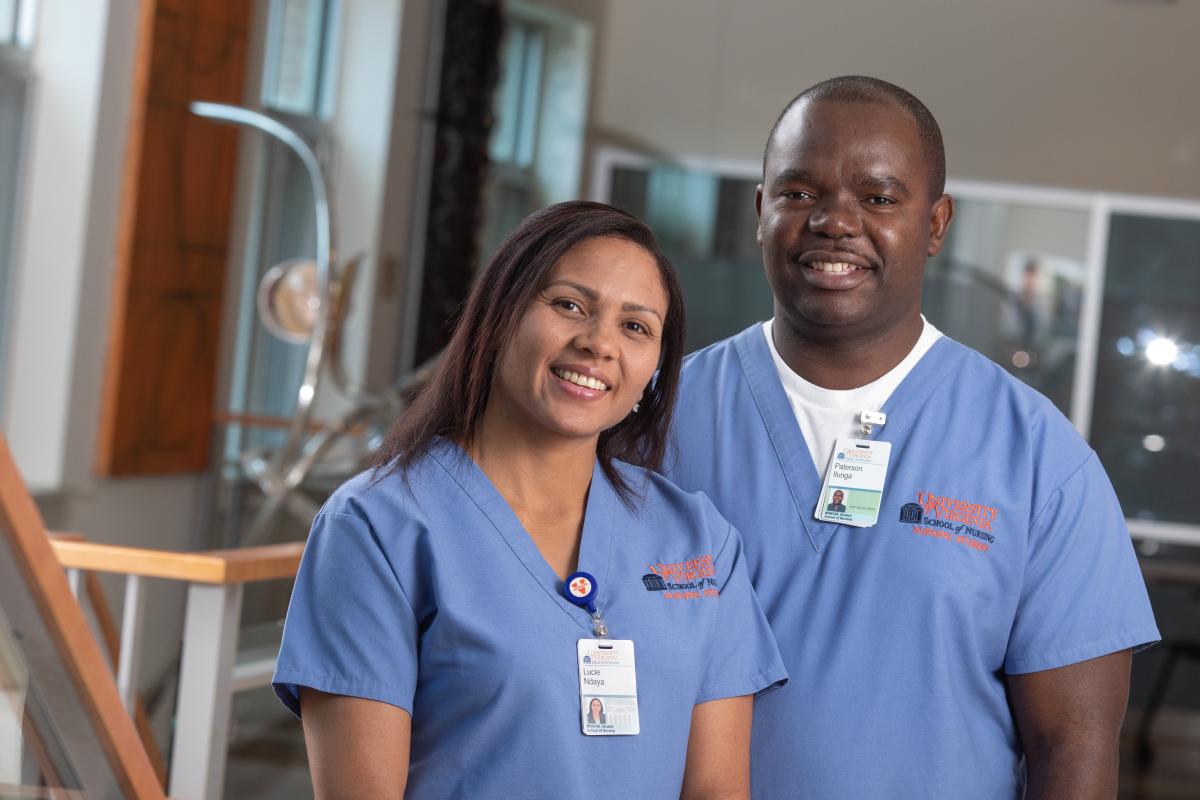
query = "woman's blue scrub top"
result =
(274, 440, 786, 798)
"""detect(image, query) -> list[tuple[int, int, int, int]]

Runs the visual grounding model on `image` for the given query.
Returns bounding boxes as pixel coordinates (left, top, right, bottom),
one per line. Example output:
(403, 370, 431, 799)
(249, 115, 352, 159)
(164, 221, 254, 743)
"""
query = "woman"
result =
(587, 697, 606, 726)
(273, 201, 785, 799)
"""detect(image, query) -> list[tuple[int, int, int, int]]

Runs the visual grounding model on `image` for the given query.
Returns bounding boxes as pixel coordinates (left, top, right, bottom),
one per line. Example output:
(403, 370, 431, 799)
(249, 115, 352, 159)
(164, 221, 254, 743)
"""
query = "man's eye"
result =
(783, 190, 814, 201)
(866, 196, 896, 206)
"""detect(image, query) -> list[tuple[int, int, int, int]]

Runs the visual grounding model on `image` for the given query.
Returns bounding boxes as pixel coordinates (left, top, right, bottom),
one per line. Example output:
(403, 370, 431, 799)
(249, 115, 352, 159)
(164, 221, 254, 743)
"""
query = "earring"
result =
(631, 402, 640, 413)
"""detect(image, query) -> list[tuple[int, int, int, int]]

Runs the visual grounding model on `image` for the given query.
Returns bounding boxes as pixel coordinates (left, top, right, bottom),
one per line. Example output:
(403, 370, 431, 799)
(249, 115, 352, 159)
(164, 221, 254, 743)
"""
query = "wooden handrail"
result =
(49, 540, 305, 584)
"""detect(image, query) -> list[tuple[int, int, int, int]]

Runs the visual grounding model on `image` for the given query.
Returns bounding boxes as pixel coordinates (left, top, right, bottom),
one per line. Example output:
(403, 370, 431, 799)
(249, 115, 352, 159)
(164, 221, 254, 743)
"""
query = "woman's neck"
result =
(466, 399, 597, 579)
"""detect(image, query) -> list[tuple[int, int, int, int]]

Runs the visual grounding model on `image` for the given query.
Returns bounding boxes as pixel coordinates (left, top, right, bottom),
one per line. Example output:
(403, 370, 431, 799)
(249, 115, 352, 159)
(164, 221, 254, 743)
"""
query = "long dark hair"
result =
(374, 200, 685, 503)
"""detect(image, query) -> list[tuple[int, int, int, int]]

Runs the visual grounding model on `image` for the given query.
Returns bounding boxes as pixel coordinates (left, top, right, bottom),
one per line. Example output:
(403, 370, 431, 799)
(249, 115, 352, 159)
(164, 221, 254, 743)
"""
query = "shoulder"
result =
(316, 449, 454, 534)
(931, 337, 1095, 492)
(611, 460, 734, 550)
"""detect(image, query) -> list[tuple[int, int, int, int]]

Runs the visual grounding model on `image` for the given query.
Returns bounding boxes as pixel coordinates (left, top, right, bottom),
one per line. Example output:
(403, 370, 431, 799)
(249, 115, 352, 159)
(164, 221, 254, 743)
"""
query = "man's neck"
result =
(772, 312, 924, 390)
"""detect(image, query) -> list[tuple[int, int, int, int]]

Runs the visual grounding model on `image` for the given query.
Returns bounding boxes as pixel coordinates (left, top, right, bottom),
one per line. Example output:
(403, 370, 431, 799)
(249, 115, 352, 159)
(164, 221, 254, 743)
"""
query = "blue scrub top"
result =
(665, 325, 1159, 799)
(274, 439, 786, 798)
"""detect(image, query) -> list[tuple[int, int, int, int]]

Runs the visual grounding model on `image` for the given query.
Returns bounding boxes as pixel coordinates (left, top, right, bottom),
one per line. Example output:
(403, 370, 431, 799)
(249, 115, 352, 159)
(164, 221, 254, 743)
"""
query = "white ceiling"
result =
(595, 0, 1200, 199)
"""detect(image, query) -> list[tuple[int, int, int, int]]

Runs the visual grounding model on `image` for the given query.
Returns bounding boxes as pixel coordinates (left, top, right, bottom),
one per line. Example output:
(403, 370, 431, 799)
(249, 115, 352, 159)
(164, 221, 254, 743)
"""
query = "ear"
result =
(927, 194, 954, 257)
(755, 184, 765, 247)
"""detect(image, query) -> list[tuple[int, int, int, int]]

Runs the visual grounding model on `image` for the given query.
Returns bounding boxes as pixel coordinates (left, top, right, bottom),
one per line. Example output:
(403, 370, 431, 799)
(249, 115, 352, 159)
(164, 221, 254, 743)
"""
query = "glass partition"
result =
(0, 536, 123, 798)
(609, 164, 771, 351)
(925, 199, 1090, 416)
(0, 438, 162, 798)
(1090, 213, 1200, 527)
(600, 151, 1200, 542)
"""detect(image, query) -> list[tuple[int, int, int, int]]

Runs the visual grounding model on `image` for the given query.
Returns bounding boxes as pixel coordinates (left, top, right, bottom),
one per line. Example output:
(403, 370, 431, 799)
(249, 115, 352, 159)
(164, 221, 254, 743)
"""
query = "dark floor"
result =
(224, 687, 312, 800)
(1120, 708, 1200, 799)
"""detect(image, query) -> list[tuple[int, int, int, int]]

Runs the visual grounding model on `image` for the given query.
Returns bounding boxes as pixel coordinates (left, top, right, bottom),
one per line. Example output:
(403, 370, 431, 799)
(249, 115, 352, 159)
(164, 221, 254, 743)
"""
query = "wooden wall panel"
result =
(96, 0, 253, 475)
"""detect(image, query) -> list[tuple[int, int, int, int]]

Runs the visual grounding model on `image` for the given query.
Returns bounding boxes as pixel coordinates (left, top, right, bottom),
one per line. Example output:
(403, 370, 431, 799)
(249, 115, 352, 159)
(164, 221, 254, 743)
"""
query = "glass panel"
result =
(0, 67, 27, 409)
(0, 1, 15, 45)
(225, 139, 316, 462)
(0, 551, 121, 798)
(924, 199, 1090, 415)
(262, 0, 334, 117)
(489, 19, 544, 169)
(609, 163, 779, 351)
(1090, 213, 1200, 526)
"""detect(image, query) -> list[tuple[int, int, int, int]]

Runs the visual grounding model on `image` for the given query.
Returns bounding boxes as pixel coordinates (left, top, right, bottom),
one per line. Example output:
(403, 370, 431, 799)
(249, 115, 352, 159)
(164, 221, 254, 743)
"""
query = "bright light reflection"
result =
(1116, 337, 1135, 357)
(1142, 434, 1166, 453)
(1146, 336, 1179, 366)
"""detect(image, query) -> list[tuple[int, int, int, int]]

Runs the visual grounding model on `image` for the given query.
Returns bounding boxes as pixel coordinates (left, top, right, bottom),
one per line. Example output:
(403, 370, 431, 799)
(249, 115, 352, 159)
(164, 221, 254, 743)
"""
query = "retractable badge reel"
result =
(563, 571, 609, 637)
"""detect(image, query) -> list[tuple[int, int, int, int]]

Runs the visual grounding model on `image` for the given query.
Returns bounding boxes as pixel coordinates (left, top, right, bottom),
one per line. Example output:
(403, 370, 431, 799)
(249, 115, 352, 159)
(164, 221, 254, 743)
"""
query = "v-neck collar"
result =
(732, 325, 960, 553)
(427, 439, 616, 633)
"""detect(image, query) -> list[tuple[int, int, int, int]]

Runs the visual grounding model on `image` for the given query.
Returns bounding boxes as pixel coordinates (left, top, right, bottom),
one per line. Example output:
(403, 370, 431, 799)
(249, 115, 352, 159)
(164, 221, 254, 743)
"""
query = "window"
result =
(609, 162, 770, 351)
(479, 4, 591, 261)
(223, 0, 340, 464)
(0, 0, 35, 49)
(597, 148, 1200, 544)
(261, 0, 339, 118)
(490, 17, 544, 170)
(925, 199, 1090, 416)
(0, 0, 35, 408)
(1090, 213, 1200, 528)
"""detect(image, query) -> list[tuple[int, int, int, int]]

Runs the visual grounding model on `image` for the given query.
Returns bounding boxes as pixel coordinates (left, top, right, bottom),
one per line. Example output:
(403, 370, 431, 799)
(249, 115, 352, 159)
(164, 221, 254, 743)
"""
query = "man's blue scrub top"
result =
(274, 439, 786, 798)
(664, 325, 1160, 799)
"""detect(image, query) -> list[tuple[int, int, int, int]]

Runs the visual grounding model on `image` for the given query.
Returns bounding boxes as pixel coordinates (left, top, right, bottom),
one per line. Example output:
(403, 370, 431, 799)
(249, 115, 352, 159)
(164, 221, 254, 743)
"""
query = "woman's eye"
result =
(555, 299, 582, 313)
(624, 320, 653, 336)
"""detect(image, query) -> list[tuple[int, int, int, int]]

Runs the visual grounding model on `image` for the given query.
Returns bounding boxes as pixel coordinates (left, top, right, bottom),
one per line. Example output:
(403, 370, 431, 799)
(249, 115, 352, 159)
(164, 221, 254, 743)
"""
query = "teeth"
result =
(808, 261, 858, 274)
(553, 368, 609, 391)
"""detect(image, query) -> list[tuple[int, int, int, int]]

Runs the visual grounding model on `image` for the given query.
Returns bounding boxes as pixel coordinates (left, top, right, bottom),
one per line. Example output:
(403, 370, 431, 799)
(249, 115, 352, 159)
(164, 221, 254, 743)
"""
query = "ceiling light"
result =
(1145, 336, 1179, 366)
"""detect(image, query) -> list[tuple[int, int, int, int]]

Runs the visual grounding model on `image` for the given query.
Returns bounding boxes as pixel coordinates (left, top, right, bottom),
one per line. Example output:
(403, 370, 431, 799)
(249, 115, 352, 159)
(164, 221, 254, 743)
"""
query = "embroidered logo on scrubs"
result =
(644, 555, 718, 600)
(900, 492, 999, 554)
(641, 573, 668, 591)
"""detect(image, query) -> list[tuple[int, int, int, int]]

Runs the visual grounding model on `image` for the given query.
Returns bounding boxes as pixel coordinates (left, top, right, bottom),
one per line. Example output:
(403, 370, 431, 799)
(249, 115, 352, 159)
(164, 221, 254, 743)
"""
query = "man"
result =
(825, 489, 846, 513)
(664, 76, 1158, 798)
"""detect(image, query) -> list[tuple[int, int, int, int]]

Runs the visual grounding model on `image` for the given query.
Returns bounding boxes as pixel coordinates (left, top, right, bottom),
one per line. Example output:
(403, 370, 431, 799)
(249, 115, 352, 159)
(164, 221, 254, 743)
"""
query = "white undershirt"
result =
(763, 316, 943, 474)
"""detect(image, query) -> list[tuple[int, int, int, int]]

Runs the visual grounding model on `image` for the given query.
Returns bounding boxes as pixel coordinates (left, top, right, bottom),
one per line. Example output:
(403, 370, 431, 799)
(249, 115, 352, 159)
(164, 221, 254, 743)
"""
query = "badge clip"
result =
(859, 409, 887, 437)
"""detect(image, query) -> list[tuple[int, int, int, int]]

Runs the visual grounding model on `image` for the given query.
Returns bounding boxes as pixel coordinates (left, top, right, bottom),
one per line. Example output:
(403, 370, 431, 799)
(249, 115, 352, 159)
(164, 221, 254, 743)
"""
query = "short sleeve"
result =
(272, 510, 419, 717)
(1004, 453, 1160, 675)
(696, 523, 789, 703)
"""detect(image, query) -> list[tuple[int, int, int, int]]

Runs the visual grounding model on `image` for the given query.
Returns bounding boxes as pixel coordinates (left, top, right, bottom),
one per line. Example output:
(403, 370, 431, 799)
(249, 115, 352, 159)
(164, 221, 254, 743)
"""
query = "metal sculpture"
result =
(190, 102, 437, 546)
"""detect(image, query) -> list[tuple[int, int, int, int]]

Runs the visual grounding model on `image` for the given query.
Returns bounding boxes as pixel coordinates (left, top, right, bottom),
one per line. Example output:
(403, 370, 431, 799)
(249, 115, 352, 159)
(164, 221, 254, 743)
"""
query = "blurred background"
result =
(0, 0, 1197, 797)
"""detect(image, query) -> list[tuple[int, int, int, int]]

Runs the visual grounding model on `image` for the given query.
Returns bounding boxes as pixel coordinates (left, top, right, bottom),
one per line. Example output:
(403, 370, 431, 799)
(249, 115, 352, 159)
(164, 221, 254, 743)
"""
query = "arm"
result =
(679, 695, 753, 800)
(1008, 649, 1132, 800)
(300, 687, 412, 800)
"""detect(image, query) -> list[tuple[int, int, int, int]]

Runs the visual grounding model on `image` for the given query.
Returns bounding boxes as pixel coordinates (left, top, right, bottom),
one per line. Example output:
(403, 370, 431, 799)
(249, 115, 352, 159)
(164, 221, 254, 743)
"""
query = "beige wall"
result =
(594, 0, 1200, 199)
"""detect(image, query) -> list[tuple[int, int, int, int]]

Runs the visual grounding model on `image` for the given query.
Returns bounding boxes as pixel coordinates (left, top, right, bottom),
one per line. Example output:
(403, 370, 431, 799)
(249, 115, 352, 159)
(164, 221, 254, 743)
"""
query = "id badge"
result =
(577, 639, 639, 735)
(815, 438, 892, 528)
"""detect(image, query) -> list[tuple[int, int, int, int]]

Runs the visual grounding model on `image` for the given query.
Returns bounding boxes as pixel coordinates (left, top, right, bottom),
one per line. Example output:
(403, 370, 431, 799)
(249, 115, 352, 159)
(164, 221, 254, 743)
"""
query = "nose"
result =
(808, 193, 861, 238)
(573, 317, 618, 360)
